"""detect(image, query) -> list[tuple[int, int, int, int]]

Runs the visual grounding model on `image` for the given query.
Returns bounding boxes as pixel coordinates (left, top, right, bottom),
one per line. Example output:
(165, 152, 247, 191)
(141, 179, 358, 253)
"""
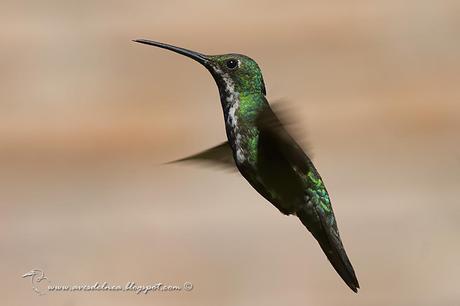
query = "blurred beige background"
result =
(1, 1, 460, 305)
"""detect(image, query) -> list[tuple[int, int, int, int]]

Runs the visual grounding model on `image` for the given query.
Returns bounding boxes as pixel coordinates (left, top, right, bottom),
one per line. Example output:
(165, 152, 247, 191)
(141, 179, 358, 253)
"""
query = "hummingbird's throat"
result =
(209, 65, 246, 164)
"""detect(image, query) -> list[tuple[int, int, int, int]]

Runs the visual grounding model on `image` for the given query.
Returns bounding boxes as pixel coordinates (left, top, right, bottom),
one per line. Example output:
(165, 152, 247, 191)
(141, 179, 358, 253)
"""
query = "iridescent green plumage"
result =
(134, 39, 359, 292)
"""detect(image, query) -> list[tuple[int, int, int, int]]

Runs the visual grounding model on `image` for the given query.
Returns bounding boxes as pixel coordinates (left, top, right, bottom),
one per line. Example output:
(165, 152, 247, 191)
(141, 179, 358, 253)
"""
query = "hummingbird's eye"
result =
(226, 59, 238, 70)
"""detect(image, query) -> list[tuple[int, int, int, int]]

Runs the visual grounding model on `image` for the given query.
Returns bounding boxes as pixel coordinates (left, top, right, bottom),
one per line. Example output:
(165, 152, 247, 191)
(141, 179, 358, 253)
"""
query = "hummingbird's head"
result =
(205, 53, 266, 98)
(133, 39, 267, 106)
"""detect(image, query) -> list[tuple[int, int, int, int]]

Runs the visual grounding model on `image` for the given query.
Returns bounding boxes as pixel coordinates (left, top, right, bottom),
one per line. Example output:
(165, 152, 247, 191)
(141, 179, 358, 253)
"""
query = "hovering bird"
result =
(134, 39, 360, 292)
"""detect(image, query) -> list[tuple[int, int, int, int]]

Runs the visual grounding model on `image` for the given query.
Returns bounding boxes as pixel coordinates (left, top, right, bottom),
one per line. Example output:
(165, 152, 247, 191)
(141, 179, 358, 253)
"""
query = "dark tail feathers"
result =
(297, 208, 360, 293)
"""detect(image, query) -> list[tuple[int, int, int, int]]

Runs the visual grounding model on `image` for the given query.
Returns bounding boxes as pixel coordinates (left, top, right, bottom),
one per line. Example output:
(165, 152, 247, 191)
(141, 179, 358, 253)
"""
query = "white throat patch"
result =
(211, 65, 245, 164)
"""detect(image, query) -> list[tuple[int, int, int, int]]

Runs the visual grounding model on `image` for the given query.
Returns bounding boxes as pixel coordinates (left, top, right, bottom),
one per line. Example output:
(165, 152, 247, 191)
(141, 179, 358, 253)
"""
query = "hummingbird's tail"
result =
(297, 207, 360, 293)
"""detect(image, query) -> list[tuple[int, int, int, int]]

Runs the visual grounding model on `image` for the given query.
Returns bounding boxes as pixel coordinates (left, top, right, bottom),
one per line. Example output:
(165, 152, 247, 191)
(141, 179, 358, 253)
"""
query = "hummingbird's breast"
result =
(223, 92, 247, 165)
(222, 95, 264, 168)
(211, 63, 267, 167)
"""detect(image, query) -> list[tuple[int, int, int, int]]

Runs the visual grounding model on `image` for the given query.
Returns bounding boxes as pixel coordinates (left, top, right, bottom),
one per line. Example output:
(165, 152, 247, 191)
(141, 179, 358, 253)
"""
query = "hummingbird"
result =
(134, 39, 360, 292)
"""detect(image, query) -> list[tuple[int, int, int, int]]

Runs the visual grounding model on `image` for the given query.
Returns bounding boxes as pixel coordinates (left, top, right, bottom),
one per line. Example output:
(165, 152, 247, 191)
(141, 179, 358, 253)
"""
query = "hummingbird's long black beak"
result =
(133, 39, 210, 66)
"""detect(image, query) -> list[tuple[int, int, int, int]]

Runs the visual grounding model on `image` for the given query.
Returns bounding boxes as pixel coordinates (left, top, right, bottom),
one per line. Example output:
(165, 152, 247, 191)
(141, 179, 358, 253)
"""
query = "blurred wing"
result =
(166, 141, 236, 170)
(269, 99, 313, 159)
(256, 103, 313, 174)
